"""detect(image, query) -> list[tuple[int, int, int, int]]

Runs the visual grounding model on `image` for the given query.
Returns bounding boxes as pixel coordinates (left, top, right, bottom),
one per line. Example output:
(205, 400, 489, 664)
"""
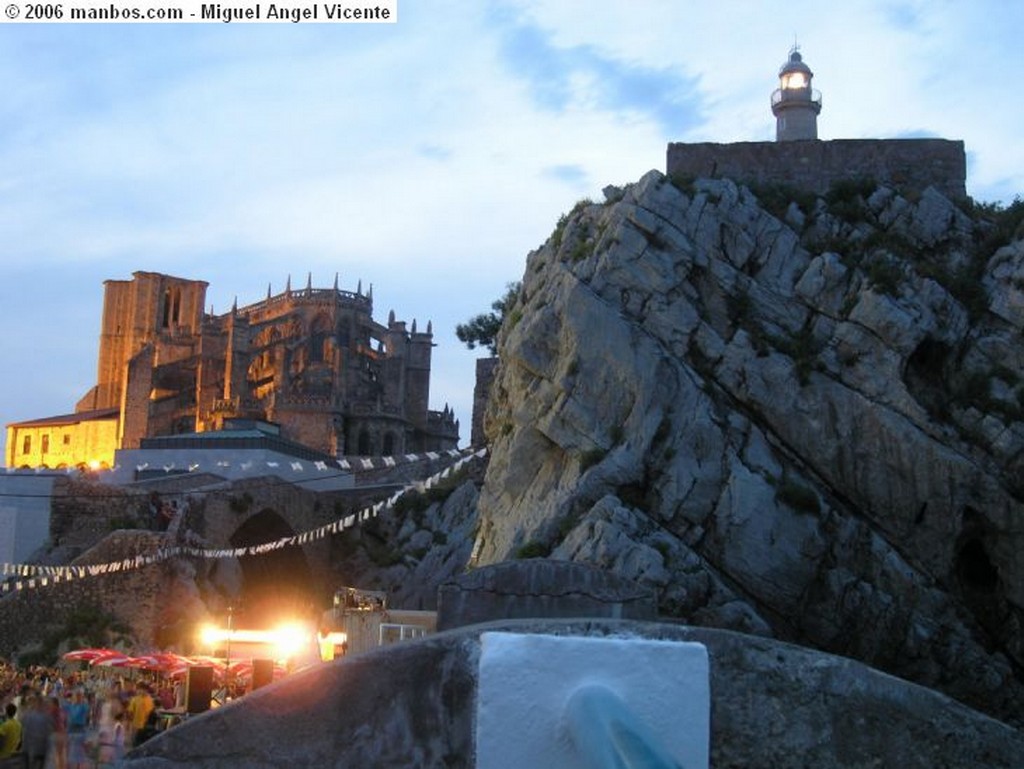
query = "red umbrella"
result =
(62, 648, 118, 663)
(123, 656, 163, 671)
(153, 652, 192, 667)
(92, 654, 133, 668)
(127, 652, 195, 675)
(150, 653, 192, 675)
(164, 663, 191, 681)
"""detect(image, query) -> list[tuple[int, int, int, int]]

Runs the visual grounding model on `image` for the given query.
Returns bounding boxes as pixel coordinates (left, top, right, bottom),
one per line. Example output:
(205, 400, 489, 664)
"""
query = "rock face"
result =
(474, 171, 1024, 726)
(328, 474, 482, 610)
(119, 620, 1024, 769)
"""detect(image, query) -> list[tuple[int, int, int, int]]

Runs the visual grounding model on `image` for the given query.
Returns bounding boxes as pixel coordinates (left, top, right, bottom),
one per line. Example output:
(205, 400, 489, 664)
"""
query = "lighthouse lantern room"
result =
(771, 46, 822, 141)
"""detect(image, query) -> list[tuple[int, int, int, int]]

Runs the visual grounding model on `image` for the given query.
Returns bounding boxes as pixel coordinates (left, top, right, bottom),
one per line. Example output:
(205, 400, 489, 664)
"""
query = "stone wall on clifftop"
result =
(667, 138, 966, 199)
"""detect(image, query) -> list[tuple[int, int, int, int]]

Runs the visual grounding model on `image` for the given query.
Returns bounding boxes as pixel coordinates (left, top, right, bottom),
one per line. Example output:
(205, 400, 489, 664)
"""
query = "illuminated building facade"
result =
(5, 408, 120, 470)
(5, 271, 459, 468)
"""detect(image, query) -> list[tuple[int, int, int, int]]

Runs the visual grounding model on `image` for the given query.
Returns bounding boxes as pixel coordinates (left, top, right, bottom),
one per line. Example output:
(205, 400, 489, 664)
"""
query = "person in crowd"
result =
(19, 695, 52, 769)
(156, 681, 174, 711)
(47, 696, 67, 769)
(148, 491, 162, 530)
(96, 690, 121, 732)
(0, 703, 22, 764)
(62, 690, 89, 769)
(96, 709, 126, 768)
(125, 683, 154, 748)
(11, 686, 30, 723)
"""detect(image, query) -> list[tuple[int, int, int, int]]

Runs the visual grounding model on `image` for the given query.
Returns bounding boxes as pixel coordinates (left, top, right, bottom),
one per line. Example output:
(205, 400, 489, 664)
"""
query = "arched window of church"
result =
(357, 429, 370, 456)
(172, 288, 182, 325)
(311, 314, 331, 363)
(382, 432, 395, 456)
(265, 327, 282, 369)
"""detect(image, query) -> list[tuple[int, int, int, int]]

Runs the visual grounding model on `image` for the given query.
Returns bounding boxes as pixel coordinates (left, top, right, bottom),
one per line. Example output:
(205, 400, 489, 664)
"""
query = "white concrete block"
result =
(476, 631, 709, 769)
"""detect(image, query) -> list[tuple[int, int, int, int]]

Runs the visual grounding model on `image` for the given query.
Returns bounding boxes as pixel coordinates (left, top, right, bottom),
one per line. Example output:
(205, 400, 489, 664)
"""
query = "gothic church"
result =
(6, 271, 459, 469)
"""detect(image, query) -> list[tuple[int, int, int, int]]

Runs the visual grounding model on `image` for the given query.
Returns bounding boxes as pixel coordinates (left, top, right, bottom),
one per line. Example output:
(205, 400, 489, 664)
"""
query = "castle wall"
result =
(94, 280, 134, 410)
(224, 313, 250, 402)
(274, 404, 344, 458)
(195, 328, 228, 429)
(91, 272, 208, 414)
(0, 474, 358, 658)
(120, 346, 156, 450)
(0, 475, 167, 656)
(404, 331, 433, 431)
(666, 138, 966, 199)
(0, 533, 170, 657)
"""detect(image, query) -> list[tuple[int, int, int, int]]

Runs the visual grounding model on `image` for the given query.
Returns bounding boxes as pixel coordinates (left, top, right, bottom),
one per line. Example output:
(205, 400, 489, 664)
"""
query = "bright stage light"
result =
(199, 624, 222, 646)
(198, 620, 314, 663)
(272, 623, 310, 660)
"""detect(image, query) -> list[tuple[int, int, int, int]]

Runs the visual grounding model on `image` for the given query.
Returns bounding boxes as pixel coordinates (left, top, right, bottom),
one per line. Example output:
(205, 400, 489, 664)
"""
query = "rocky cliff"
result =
(473, 171, 1024, 726)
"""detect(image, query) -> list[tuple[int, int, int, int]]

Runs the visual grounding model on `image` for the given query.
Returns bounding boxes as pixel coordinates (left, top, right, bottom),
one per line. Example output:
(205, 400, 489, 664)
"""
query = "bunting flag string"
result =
(0, 448, 486, 595)
(4, 447, 478, 483)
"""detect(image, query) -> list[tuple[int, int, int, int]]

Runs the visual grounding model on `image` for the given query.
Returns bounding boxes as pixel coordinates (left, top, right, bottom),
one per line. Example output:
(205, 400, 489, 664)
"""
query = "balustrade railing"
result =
(771, 87, 822, 108)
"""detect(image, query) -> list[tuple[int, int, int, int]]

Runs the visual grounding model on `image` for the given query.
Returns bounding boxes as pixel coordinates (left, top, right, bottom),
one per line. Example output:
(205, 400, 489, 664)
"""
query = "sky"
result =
(2, 0, 1023, 460)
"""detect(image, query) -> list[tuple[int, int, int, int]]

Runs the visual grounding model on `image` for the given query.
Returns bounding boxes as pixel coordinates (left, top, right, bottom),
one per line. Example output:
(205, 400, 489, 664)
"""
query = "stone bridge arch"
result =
(196, 480, 341, 628)
(226, 508, 323, 627)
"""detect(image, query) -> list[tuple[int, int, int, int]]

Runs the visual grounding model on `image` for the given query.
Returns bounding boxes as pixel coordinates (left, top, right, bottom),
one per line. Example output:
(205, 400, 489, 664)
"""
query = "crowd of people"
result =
(0, 663, 172, 769)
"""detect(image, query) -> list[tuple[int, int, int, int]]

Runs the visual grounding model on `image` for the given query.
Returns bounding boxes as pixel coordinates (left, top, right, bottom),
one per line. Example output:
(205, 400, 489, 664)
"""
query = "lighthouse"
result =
(771, 47, 822, 141)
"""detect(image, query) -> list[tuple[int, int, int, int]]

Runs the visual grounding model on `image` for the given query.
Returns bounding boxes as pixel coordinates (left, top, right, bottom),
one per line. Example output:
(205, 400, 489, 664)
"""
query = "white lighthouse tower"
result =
(771, 46, 822, 141)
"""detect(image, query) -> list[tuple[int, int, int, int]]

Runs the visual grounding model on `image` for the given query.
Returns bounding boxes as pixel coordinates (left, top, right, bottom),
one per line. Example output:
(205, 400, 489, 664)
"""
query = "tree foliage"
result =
(455, 282, 521, 356)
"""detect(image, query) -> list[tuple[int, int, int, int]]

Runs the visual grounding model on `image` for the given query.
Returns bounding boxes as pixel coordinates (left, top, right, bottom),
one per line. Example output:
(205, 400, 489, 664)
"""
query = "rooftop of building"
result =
(138, 419, 336, 464)
(7, 407, 120, 429)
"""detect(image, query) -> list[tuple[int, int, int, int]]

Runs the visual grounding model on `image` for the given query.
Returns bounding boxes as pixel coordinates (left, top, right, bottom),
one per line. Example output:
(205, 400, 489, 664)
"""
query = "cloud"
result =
(487, 2, 704, 134)
(417, 144, 454, 161)
(541, 164, 588, 185)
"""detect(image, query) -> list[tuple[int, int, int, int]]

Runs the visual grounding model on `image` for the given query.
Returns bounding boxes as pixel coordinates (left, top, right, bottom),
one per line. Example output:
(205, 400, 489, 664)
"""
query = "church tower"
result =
(771, 46, 822, 141)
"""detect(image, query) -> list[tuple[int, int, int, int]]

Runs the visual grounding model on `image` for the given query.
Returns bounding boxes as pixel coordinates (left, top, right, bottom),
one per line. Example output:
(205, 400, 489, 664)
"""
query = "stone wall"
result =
(666, 138, 966, 199)
(0, 453, 487, 660)
(120, 619, 1024, 769)
(49, 476, 150, 556)
(0, 531, 169, 658)
(1, 474, 371, 658)
(437, 560, 657, 631)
